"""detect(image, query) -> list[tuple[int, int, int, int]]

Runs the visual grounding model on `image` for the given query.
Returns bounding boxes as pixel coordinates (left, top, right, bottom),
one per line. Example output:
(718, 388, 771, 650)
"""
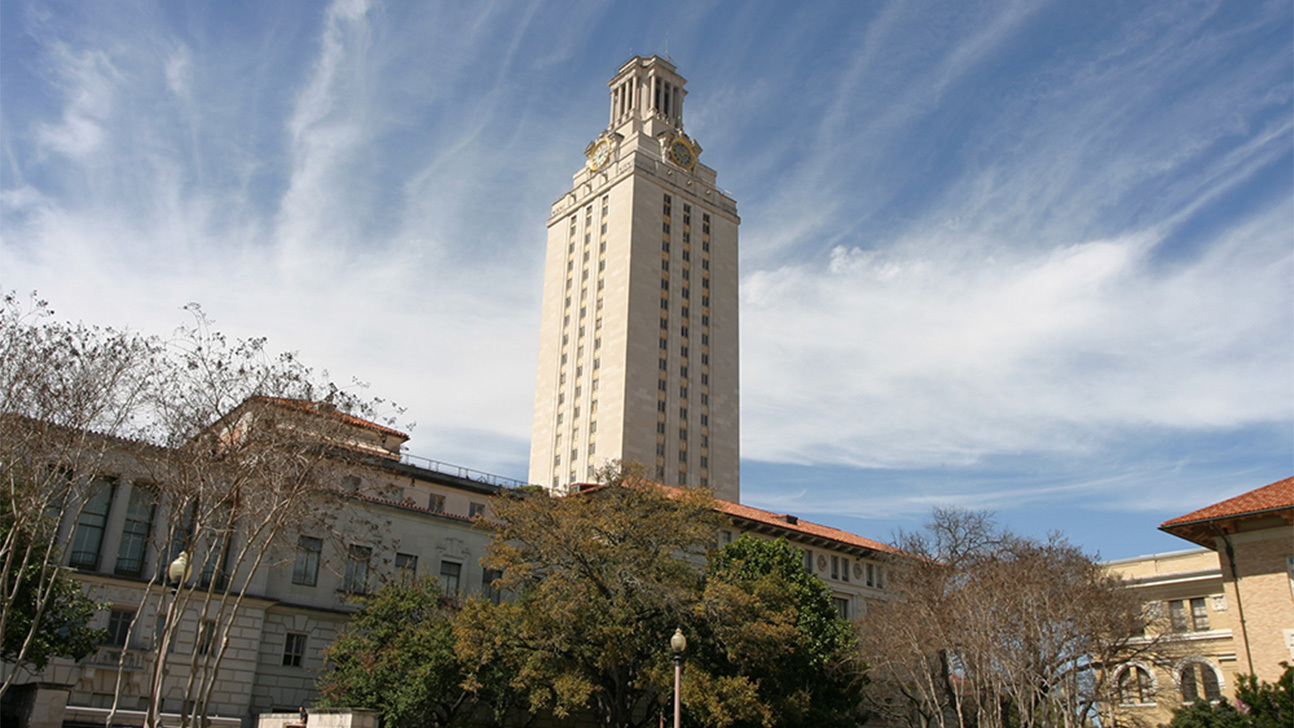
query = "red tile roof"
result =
(1160, 476, 1294, 528)
(251, 396, 408, 440)
(575, 481, 899, 555)
(715, 497, 901, 555)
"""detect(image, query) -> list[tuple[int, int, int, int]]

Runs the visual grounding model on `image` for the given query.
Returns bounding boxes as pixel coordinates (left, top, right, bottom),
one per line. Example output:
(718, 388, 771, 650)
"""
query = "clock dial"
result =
(589, 140, 612, 171)
(669, 138, 696, 170)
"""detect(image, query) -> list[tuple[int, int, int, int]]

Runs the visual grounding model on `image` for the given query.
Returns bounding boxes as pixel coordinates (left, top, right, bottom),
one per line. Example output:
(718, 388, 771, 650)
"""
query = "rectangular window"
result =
(1169, 600, 1188, 632)
(197, 619, 217, 656)
(1190, 597, 1210, 631)
(831, 555, 840, 580)
(429, 493, 446, 511)
(833, 597, 850, 620)
(803, 550, 813, 573)
(439, 560, 462, 596)
(842, 558, 851, 582)
(106, 608, 134, 647)
(292, 536, 322, 586)
(482, 568, 504, 604)
(115, 486, 156, 577)
(343, 545, 371, 594)
(469, 502, 486, 519)
(867, 563, 875, 587)
(70, 477, 116, 570)
(283, 632, 307, 667)
(396, 552, 418, 579)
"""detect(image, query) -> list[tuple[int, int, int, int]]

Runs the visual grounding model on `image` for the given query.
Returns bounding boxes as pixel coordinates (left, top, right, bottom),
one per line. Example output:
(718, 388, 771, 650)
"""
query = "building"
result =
(1158, 476, 1294, 682)
(529, 56, 741, 501)
(576, 480, 898, 621)
(1103, 548, 1237, 725)
(4, 395, 896, 728)
(1, 398, 517, 727)
(1102, 475, 1293, 726)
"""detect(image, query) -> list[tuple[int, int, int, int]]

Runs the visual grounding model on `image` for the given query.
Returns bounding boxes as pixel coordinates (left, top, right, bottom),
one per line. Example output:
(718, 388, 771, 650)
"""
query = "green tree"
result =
(456, 473, 721, 728)
(685, 535, 865, 727)
(316, 576, 469, 728)
(0, 496, 103, 671)
(1166, 664, 1293, 728)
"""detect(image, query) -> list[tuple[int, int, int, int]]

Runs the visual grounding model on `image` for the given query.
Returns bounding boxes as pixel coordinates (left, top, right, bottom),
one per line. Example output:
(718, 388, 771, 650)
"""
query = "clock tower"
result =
(529, 56, 740, 501)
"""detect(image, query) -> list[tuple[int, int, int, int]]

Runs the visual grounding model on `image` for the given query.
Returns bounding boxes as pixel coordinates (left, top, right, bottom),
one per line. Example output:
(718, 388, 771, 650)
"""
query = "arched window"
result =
(1118, 664, 1155, 705)
(1178, 659, 1223, 702)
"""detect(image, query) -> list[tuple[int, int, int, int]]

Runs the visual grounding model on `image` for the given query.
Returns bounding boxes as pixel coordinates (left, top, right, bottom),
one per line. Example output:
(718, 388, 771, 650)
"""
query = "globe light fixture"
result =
(671, 627, 686, 728)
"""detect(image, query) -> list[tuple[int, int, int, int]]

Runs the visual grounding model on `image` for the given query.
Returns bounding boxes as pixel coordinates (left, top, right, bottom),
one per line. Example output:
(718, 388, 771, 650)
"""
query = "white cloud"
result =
(741, 202, 1293, 469)
(35, 45, 119, 159)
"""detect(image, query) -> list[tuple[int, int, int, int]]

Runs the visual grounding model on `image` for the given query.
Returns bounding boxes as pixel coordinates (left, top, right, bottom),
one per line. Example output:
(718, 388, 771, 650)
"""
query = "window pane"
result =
(115, 486, 155, 576)
(293, 537, 322, 587)
(396, 553, 418, 579)
(439, 561, 461, 596)
(1180, 664, 1198, 702)
(344, 545, 371, 594)
(70, 478, 116, 569)
(1190, 597, 1210, 631)
(106, 609, 134, 647)
(283, 632, 306, 667)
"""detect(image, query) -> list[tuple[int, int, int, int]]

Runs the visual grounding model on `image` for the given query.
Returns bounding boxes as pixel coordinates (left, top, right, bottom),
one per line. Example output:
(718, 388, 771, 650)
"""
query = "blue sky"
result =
(3, 0, 1290, 560)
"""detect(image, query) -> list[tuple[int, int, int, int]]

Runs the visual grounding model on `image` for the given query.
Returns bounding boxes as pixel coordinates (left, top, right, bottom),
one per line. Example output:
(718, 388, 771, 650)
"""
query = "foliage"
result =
(860, 508, 1153, 728)
(317, 576, 469, 728)
(0, 291, 405, 726)
(1166, 664, 1294, 728)
(685, 535, 865, 727)
(457, 473, 721, 728)
(0, 497, 104, 670)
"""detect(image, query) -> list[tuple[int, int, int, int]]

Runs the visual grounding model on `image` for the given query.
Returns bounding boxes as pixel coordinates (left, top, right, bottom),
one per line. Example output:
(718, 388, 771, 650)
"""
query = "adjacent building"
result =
(1103, 476, 1293, 726)
(528, 55, 741, 501)
(1, 398, 517, 727)
(1158, 476, 1294, 683)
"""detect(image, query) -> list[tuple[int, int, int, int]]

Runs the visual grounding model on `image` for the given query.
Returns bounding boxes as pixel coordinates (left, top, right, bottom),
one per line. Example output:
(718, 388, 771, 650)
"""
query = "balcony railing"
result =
(398, 453, 531, 490)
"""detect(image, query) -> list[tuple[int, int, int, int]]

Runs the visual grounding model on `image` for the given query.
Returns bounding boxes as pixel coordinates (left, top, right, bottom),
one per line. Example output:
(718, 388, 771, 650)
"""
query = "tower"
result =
(528, 56, 740, 501)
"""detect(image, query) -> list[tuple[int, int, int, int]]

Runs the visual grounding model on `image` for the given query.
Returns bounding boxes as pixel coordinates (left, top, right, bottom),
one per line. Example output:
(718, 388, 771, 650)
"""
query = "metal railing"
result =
(398, 453, 532, 490)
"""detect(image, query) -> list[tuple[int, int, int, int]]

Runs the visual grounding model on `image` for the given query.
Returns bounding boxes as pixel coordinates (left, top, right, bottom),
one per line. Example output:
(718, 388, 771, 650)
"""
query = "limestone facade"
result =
(529, 56, 740, 501)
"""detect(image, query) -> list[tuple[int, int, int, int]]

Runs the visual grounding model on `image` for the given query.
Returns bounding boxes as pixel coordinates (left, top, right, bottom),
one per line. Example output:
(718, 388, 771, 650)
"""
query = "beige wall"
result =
(529, 57, 740, 501)
(1211, 520, 1294, 683)
(1104, 549, 1239, 726)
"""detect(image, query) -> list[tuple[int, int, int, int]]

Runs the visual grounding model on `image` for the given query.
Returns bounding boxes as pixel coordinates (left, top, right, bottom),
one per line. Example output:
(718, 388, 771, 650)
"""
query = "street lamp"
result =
(670, 627, 686, 728)
(147, 551, 190, 728)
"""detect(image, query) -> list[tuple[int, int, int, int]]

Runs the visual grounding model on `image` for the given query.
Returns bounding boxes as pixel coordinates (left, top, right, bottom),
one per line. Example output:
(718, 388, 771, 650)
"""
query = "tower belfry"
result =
(529, 56, 740, 501)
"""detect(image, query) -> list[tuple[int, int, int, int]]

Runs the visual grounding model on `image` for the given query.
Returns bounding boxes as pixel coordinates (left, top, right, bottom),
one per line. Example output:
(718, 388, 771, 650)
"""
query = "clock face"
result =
(670, 138, 696, 170)
(590, 140, 612, 171)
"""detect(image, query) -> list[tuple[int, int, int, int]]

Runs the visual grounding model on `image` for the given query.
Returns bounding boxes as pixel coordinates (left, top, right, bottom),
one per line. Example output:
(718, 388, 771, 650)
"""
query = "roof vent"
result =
(777, 514, 798, 525)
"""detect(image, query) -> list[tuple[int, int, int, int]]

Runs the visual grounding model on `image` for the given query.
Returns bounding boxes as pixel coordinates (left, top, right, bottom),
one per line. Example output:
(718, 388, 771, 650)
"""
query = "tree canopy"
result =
(860, 508, 1152, 728)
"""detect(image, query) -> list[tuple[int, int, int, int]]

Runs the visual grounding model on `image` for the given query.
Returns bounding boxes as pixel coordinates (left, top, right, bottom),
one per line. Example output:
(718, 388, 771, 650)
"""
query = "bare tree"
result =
(0, 293, 402, 726)
(861, 509, 1159, 728)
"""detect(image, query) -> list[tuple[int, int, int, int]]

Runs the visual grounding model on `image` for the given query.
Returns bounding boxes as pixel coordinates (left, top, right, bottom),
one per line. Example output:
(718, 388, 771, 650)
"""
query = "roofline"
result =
(1159, 502, 1294, 531)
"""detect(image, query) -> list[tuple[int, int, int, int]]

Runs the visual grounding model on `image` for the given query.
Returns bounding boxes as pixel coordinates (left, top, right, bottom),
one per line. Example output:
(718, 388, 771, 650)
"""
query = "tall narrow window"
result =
(1179, 662, 1221, 702)
(396, 553, 418, 579)
(197, 619, 217, 656)
(106, 608, 134, 647)
(283, 632, 307, 667)
(343, 545, 371, 594)
(482, 568, 504, 604)
(70, 477, 116, 569)
(115, 485, 156, 577)
(1118, 665, 1154, 705)
(439, 560, 462, 596)
(292, 536, 322, 586)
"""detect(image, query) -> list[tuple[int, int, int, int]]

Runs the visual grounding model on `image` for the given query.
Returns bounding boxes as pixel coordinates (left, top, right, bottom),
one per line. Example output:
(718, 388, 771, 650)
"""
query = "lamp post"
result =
(147, 551, 190, 728)
(670, 627, 686, 728)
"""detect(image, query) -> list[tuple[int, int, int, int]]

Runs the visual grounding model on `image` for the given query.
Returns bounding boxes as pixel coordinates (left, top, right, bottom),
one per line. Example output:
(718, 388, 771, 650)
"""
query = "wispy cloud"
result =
(1, 0, 1289, 555)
